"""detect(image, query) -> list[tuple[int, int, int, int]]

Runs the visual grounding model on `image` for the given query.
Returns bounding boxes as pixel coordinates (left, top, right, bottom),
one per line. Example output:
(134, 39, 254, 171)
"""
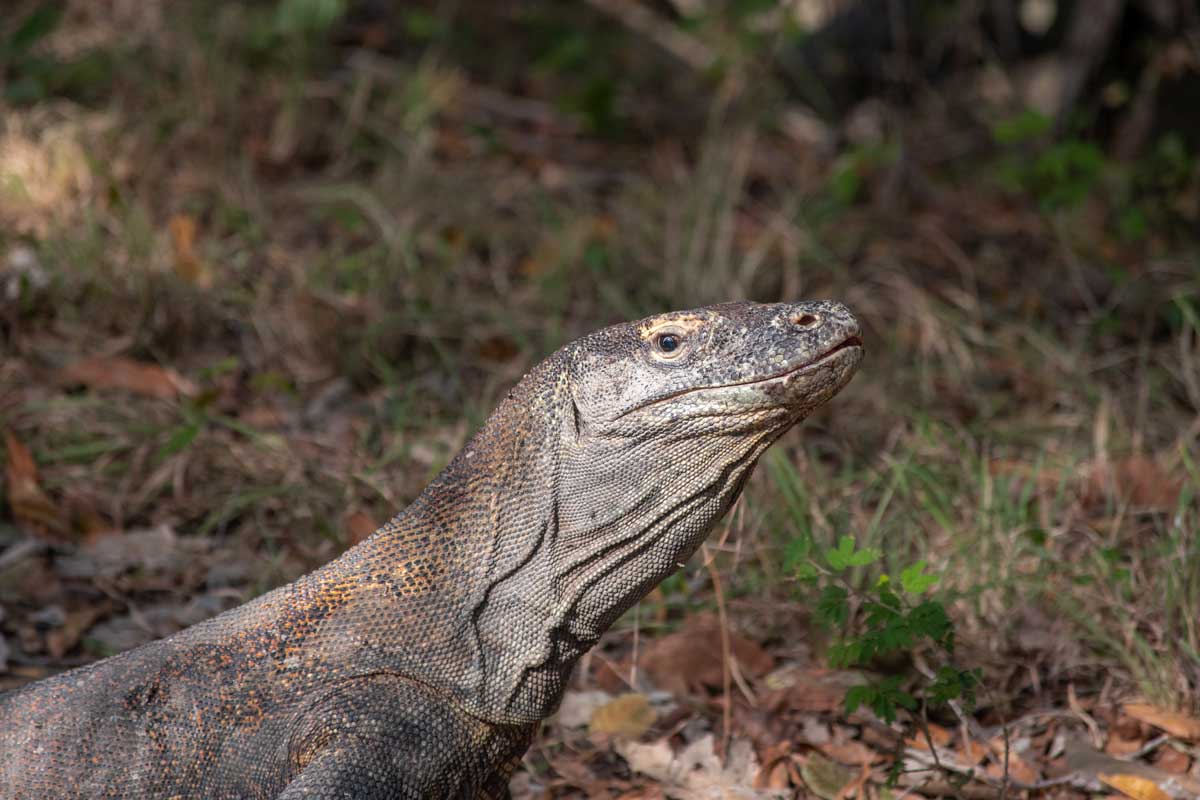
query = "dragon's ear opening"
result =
(570, 397, 586, 443)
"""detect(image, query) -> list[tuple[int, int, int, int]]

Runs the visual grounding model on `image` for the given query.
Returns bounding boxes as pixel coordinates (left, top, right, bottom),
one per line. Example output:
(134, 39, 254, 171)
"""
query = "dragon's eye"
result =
(656, 333, 680, 353)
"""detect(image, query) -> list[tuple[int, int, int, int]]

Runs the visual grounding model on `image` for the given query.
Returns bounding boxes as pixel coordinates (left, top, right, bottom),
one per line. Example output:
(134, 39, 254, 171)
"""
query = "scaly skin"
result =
(0, 300, 863, 799)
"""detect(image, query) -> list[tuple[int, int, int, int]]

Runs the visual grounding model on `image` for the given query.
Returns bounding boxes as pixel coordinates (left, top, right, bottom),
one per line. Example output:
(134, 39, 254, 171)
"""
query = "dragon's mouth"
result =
(718, 334, 864, 389)
(622, 334, 864, 417)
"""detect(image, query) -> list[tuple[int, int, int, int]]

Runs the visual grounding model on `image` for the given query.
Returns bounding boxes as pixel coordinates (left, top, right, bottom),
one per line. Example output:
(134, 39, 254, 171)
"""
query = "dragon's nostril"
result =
(792, 313, 821, 330)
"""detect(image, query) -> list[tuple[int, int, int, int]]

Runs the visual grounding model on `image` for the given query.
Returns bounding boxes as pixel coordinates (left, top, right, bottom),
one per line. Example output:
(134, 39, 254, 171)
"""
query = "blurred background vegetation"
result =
(1, 0, 1199, 793)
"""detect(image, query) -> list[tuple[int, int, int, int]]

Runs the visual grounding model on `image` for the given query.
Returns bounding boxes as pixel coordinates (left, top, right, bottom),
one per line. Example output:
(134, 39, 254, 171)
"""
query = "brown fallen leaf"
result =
(985, 736, 1042, 784)
(801, 752, 856, 800)
(754, 742, 793, 790)
(1123, 702, 1200, 741)
(815, 740, 878, 767)
(44, 603, 111, 659)
(957, 737, 988, 766)
(1066, 739, 1200, 796)
(1085, 456, 1182, 511)
(615, 735, 780, 799)
(1151, 746, 1191, 775)
(476, 335, 519, 364)
(762, 668, 865, 714)
(589, 693, 656, 739)
(77, 508, 119, 544)
(343, 511, 379, 546)
(58, 356, 197, 400)
(984, 751, 1040, 785)
(238, 405, 286, 429)
(3, 430, 68, 539)
(615, 789, 666, 800)
(1099, 773, 1172, 800)
(639, 613, 774, 696)
(169, 213, 214, 289)
(904, 722, 952, 750)
(1106, 730, 1146, 757)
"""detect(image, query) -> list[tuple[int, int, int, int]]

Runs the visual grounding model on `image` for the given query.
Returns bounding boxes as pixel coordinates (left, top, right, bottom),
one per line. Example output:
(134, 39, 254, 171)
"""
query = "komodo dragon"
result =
(0, 300, 863, 799)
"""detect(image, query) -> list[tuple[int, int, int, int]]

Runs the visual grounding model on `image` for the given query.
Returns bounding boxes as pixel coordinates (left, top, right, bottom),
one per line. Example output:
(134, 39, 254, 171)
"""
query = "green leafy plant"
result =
(801, 536, 980, 734)
(992, 110, 1106, 212)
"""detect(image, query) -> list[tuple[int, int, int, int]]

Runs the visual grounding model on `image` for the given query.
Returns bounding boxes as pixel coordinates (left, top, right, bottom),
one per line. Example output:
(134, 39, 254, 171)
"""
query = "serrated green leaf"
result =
(816, 584, 849, 628)
(900, 560, 938, 594)
(825, 535, 856, 570)
(844, 684, 874, 714)
(877, 618, 914, 654)
(909, 600, 952, 646)
(783, 535, 812, 573)
(828, 639, 863, 668)
(864, 597, 902, 627)
(847, 545, 881, 567)
(874, 583, 902, 613)
(871, 694, 897, 723)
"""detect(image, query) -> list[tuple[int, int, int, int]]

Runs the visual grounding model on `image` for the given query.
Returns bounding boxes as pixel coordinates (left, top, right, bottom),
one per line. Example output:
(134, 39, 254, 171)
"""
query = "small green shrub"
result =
(801, 535, 981, 781)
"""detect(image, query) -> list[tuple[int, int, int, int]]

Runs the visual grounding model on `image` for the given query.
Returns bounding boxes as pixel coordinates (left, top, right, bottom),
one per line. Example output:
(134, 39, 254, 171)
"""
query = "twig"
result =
(903, 746, 1084, 793)
(0, 538, 43, 572)
(891, 776, 933, 800)
(1126, 734, 1171, 760)
(631, 601, 640, 690)
(727, 652, 758, 707)
(1067, 682, 1105, 749)
(702, 542, 732, 761)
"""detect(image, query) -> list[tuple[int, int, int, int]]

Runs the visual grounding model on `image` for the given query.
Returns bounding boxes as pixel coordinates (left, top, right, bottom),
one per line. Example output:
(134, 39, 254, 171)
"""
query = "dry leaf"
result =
(1123, 703, 1200, 741)
(59, 356, 197, 400)
(1151, 746, 1191, 775)
(616, 790, 667, 800)
(757, 759, 790, 791)
(54, 525, 195, 580)
(3, 430, 67, 539)
(639, 614, 774, 696)
(616, 735, 784, 800)
(477, 335, 519, 364)
(238, 405, 286, 429)
(985, 737, 1040, 783)
(958, 737, 988, 766)
(754, 742, 793, 790)
(1106, 731, 1145, 757)
(815, 740, 878, 767)
(904, 722, 952, 750)
(984, 752, 1040, 784)
(77, 508, 119, 543)
(1085, 456, 1182, 510)
(44, 604, 110, 659)
(169, 213, 214, 289)
(557, 690, 613, 729)
(800, 752, 856, 800)
(589, 693, 656, 739)
(343, 511, 378, 546)
(1099, 773, 1171, 800)
(761, 668, 864, 714)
